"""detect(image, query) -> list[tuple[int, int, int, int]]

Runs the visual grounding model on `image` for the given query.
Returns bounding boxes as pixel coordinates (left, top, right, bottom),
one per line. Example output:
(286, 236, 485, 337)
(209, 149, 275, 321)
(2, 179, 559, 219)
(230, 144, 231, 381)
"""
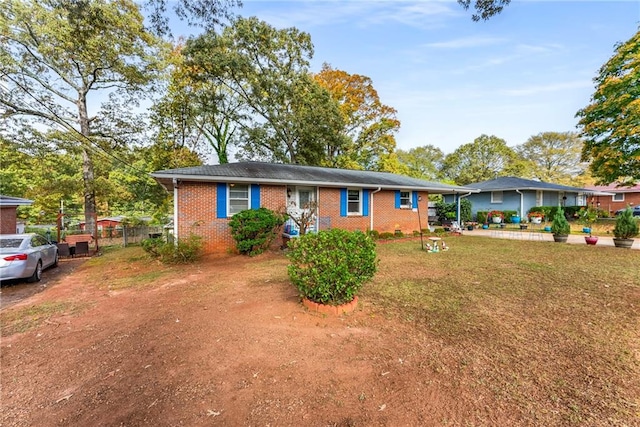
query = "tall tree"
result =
(396, 145, 445, 180)
(0, 0, 165, 234)
(144, 0, 241, 37)
(441, 134, 519, 185)
(313, 64, 401, 171)
(184, 17, 344, 165)
(151, 42, 241, 164)
(515, 132, 587, 184)
(576, 28, 640, 185)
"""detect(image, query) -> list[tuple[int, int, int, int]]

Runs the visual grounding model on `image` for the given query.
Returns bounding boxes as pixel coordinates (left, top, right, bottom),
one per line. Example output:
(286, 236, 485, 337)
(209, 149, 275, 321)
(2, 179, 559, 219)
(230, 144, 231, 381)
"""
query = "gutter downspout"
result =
(515, 189, 524, 219)
(370, 187, 382, 231)
(173, 178, 179, 244)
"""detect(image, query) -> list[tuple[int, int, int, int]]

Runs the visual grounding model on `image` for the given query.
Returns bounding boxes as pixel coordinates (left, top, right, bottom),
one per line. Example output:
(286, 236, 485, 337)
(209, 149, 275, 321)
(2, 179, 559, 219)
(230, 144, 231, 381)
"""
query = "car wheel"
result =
(52, 253, 59, 268)
(27, 260, 43, 283)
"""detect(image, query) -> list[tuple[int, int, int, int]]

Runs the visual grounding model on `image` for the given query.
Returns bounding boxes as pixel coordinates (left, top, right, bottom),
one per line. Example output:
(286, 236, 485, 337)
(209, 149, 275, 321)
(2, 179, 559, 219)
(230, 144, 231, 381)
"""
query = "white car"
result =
(0, 233, 59, 283)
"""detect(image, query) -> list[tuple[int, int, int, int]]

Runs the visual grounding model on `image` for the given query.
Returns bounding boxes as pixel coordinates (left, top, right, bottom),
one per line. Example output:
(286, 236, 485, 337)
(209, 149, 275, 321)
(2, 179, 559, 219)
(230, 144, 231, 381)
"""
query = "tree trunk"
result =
(78, 96, 97, 237)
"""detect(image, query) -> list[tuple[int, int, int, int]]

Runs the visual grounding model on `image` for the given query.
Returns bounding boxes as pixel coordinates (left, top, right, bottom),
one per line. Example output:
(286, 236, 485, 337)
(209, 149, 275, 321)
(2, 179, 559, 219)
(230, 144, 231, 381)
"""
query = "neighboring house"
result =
(583, 183, 640, 215)
(78, 216, 153, 237)
(0, 195, 33, 234)
(151, 162, 475, 253)
(442, 177, 613, 221)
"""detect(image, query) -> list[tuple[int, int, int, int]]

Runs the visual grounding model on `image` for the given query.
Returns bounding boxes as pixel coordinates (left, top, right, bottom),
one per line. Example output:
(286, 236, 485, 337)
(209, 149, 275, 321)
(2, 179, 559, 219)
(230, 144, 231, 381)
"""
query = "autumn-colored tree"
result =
(313, 64, 400, 171)
(577, 28, 640, 185)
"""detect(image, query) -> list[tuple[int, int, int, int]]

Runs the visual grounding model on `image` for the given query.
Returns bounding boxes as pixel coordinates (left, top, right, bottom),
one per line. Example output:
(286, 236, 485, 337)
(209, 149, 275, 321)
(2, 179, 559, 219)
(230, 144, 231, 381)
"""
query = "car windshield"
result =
(0, 238, 24, 249)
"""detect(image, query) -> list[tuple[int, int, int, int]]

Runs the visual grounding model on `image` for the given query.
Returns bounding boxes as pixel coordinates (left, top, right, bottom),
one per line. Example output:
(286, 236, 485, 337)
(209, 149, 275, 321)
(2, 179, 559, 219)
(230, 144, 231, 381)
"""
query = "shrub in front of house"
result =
(287, 229, 378, 306)
(141, 234, 203, 264)
(228, 208, 286, 256)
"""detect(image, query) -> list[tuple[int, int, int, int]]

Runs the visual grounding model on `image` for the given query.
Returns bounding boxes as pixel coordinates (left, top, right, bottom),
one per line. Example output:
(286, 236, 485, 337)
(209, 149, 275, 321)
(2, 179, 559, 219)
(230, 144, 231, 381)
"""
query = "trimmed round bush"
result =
(229, 208, 286, 256)
(287, 229, 378, 306)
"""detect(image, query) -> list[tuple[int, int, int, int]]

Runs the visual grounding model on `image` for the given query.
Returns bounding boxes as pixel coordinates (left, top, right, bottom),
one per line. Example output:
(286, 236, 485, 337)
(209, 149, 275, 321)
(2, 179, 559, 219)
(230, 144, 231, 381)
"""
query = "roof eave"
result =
(150, 173, 474, 194)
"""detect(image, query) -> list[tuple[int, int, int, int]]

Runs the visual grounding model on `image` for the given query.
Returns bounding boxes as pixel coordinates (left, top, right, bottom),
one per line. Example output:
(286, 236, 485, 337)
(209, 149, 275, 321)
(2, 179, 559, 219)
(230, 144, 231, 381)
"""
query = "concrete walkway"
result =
(462, 227, 640, 250)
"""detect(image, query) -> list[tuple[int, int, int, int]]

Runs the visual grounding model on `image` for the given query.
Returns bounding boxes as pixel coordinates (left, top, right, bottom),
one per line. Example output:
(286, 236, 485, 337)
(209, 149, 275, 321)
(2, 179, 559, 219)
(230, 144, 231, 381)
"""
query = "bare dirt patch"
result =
(1, 240, 638, 426)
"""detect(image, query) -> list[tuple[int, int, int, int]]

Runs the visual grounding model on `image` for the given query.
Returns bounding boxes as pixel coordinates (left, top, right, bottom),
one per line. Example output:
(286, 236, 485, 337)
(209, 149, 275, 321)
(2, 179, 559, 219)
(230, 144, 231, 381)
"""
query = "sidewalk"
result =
(462, 227, 640, 249)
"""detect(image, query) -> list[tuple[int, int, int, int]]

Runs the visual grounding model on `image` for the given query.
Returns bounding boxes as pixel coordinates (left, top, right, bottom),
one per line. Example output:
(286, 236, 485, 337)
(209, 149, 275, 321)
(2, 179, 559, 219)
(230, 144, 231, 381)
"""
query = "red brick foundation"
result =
(302, 296, 359, 315)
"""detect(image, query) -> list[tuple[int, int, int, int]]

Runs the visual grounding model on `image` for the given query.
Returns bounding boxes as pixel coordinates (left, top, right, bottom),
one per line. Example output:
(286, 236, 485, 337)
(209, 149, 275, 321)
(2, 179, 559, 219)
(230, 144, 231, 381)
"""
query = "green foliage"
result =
(613, 208, 639, 239)
(551, 206, 571, 235)
(395, 145, 444, 180)
(287, 229, 378, 305)
(476, 211, 489, 224)
(515, 132, 586, 184)
(441, 134, 519, 185)
(577, 28, 640, 184)
(503, 210, 518, 223)
(435, 199, 471, 223)
(228, 208, 286, 256)
(184, 17, 345, 165)
(141, 234, 203, 264)
(379, 232, 395, 239)
(367, 230, 380, 239)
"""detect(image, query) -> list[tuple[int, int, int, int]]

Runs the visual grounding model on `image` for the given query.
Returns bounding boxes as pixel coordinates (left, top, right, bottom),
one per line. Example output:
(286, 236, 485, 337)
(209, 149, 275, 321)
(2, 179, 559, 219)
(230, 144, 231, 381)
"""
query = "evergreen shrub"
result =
(287, 229, 378, 306)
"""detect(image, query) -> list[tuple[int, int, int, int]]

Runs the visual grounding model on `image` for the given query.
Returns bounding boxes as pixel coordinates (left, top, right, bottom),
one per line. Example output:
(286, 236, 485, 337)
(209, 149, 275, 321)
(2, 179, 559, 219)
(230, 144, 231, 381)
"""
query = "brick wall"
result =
(1, 207, 17, 234)
(593, 192, 640, 215)
(176, 183, 430, 253)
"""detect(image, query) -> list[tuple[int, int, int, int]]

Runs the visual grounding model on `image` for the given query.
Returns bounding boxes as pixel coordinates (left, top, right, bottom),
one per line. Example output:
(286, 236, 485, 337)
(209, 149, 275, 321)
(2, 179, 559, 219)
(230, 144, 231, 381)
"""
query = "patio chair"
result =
(57, 242, 71, 258)
(74, 241, 90, 257)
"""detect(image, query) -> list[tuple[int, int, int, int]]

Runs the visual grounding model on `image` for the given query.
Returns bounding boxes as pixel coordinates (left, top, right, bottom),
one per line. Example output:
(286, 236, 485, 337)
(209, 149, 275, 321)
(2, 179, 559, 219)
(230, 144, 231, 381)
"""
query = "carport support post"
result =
(417, 195, 424, 250)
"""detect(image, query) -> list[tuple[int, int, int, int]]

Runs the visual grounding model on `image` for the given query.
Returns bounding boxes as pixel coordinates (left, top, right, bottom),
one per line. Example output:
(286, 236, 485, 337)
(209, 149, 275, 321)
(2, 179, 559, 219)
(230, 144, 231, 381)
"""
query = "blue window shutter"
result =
(340, 188, 347, 217)
(395, 190, 401, 209)
(217, 183, 227, 219)
(250, 184, 260, 209)
(363, 189, 370, 216)
(412, 192, 418, 208)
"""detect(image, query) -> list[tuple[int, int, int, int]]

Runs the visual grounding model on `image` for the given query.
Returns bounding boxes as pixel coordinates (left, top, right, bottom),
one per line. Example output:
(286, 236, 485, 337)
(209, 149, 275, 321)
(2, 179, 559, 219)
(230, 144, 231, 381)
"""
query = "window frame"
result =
(612, 193, 625, 202)
(491, 191, 503, 203)
(399, 190, 412, 208)
(228, 183, 250, 216)
(347, 188, 362, 215)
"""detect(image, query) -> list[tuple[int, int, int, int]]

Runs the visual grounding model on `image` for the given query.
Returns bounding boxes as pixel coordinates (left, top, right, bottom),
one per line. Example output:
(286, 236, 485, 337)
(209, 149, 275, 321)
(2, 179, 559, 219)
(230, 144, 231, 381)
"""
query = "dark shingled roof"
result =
(151, 162, 475, 193)
(466, 176, 608, 193)
(0, 195, 33, 206)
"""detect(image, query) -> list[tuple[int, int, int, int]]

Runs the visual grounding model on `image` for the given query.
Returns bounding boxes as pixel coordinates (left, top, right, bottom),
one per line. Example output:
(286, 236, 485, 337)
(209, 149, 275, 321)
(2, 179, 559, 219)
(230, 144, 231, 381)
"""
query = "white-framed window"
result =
(400, 191, 411, 208)
(576, 194, 586, 206)
(229, 184, 249, 215)
(613, 193, 625, 202)
(348, 189, 361, 215)
(536, 190, 543, 206)
(491, 191, 503, 203)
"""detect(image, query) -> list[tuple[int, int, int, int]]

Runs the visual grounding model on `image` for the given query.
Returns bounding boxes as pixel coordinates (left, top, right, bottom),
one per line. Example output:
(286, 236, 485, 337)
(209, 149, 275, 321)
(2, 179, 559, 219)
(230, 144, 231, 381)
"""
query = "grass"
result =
(0, 301, 84, 335)
(364, 236, 640, 425)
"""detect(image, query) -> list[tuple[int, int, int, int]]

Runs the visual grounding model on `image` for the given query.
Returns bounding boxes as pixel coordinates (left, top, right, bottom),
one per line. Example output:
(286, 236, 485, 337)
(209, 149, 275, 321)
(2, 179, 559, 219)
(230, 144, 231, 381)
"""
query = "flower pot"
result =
(613, 238, 634, 249)
(512, 216, 521, 224)
(582, 227, 591, 234)
(492, 216, 502, 224)
(467, 225, 474, 231)
(303, 296, 359, 315)
(544, 226, 552, 232)
(531, 217, 542, 224)
(520, 224, 528, 230)
(482, 224, 489, 229)
(585, 236, 598, 245)
(553, 234, 568, 243)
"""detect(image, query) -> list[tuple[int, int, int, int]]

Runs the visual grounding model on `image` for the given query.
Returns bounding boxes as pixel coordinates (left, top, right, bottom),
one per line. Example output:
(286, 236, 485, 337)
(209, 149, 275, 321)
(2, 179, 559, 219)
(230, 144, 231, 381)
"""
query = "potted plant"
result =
(613, 207, 639, 249)
(577, 206, 599, 245)
(551, 206, 570, 243)
(489, 210, 504, 224)
(527, 211, 544, 225)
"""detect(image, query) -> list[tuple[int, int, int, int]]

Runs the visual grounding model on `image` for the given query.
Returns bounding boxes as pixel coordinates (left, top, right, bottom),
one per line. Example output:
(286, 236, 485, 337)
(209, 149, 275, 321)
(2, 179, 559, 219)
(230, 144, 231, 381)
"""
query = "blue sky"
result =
(176, 1, 640, 155)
